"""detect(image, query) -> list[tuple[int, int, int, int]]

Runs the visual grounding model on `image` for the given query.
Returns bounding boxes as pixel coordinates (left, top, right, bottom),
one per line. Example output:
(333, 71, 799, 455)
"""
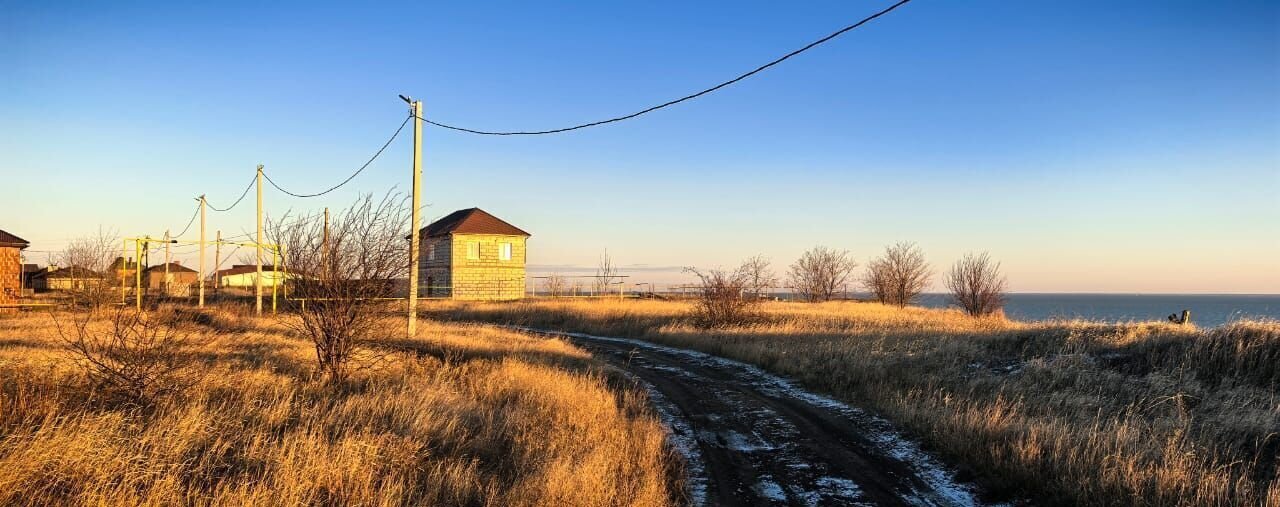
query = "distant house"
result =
(110, 257, 139, 283)
(31, 266, 107, 292)
(0, 229, 29, 305)
(415, 208, 530, 301)
(213, 264, 287, 288)
(143, 262, 198, 296)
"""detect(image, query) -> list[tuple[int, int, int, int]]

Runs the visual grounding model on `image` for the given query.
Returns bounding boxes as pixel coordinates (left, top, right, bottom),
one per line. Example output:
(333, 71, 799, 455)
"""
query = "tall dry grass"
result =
(424, 299, 1280, 506)
(0, 308, 682, 506)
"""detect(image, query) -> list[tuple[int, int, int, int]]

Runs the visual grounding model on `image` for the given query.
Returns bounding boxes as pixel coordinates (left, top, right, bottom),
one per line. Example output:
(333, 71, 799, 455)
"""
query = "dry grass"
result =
(0, 308, 681, 506)
(424, 298, 1280, 507)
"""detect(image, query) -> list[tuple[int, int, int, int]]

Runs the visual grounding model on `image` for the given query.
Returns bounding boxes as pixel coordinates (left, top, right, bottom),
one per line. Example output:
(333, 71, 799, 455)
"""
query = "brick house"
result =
(415, 208, 529, 300)
(143, 262, 198, 296)
(31, 266, 107, 292)
(0, 230, 29, 305)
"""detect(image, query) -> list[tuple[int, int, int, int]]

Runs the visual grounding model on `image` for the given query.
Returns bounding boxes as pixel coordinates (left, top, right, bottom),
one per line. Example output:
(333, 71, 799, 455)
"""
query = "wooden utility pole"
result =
(214, 230, 221, 295)
(198, 195, 207, 307)
(406, 99, 423, 338)
(255, 164, 264, 316)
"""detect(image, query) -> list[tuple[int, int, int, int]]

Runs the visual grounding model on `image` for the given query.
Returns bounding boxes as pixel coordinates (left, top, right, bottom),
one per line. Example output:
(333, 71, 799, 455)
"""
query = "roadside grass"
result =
(423, 298, 1280, 507)
(0, 309, 681, 507)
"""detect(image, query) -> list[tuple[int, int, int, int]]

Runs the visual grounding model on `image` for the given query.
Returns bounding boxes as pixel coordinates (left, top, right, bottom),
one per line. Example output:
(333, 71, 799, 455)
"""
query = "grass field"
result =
(0, 308, 682, 506)
(423, 298, 1280, 506)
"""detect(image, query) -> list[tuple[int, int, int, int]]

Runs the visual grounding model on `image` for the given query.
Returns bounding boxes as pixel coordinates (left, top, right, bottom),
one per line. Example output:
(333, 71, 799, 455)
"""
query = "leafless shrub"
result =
(54, 307, 203, 404)
(946, 251, 1007, 317)
(593, 249, 619, 295)
(271, 192, 410, 383)
(55, 227, 119, 311)
(863, 242, 931, 307)
(543, 274, 567, 297)
(787, 246, 857, 302)
(740, 254, 778, 298)
(685, 263, 757, 328)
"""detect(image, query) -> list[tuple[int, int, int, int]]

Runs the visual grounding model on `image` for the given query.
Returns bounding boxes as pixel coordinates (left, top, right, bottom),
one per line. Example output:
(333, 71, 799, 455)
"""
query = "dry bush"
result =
(593, 249, 619, 295)
(740, 254, 778, 297)
(946, 251, 1007, 316)
(0, 313, 680, 506)
(53, 307, 205, 405)
(543, 273, 568, 297)
(271, 193, 410, 383)
(424, 299, 1280, 506)
(787, 246, 857, 302)
(54, 228, 119, 311)
(685, 263, 758, 328)
(862, 242, 930, 307)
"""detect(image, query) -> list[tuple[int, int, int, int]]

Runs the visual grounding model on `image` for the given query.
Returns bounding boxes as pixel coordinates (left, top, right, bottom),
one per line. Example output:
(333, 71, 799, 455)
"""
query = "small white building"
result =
(213, 264, 288, 288)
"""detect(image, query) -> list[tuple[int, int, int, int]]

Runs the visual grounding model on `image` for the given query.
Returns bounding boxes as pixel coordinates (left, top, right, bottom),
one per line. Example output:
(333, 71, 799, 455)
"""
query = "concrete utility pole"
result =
(198, 195, 207, 307)
(164, 229, 171, 295)
(406, 97, 423, 338)
(214, 230, 221, 294)
(256, 164, 264, 316)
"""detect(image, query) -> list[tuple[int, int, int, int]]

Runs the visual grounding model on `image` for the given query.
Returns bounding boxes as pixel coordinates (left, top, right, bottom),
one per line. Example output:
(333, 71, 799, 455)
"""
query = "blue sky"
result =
(3, 0, 1278, 292)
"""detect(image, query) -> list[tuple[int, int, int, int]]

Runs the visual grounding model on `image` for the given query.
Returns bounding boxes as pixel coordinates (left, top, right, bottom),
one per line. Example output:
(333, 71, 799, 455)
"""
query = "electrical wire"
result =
(418, 0, 911, 135)
(262, 115, 412, 198)
(208, 175, 256, 212)
(171, 203, 201, 238)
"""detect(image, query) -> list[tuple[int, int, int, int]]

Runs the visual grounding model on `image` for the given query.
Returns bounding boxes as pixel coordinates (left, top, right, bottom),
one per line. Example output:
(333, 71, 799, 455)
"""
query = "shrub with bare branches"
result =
(863, 242, 931, 307)
(55, 307, 204, 404)
(271, 193, 410, 383)
(685, 264, 757, 327)
(543, 274, 567, 297)
(946, 251, 1007, 317)
(740, 254, 778, 298)
(787, 246, 857, 302)
(55, 227, 119, 311)
(593, 249, 619, 295)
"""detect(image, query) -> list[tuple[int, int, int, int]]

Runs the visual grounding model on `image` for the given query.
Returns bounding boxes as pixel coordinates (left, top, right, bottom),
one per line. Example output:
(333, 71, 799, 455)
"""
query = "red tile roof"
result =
(417, 208, 530, 239)
(144, 262, 197, 273)
(214, 264, 281, 277)
(0, 229, 29, 248)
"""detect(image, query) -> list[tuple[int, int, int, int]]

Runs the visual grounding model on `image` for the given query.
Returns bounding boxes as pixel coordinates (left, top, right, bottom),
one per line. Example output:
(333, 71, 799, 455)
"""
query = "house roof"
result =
(214, 264, 281, 277)
(417, 208, 530, 239)
(0, 230, 29, 248)
(33, 266, 104, 279)
(144, 262, 197, 274)
(110, 257, 138, 270)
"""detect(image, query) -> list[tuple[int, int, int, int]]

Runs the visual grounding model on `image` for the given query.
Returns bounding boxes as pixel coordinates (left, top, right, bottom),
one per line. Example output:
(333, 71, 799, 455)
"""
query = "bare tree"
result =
(685, 262, 758, 328)
(270, 193, 410, 383)
(945, 251, 1007, 317)
(56, 227, 119, 311)
(740, 254, 778, 298)
(543, 274, 567, 297)
(593, 249, 619, 295)
(787, 246, 857, 302)
(862, 242, 931, 307)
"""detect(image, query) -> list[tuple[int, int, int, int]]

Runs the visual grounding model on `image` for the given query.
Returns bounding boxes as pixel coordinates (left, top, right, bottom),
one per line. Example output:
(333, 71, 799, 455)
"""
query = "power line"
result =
(172, 203, 201, 238)
(208, 175, 256, 212)
(262, 115, 412, 198)
(419, 0, 911, 135)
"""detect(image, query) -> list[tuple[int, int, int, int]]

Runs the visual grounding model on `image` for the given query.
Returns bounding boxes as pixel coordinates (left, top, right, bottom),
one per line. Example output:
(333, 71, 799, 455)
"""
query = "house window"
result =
(427, 243, 436, 261)
(466, 241, 480, 260)
(499, 242, 512, 261)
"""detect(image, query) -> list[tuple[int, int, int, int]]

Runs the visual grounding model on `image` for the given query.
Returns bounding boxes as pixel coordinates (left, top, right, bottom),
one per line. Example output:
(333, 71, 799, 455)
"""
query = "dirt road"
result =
(515, 327, 986, 507)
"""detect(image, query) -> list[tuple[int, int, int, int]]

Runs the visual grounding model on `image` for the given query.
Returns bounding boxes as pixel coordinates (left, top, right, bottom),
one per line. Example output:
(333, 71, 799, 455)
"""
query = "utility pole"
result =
(214, 230, 221, 295)
(322, 206, 330, 272)
(255, 164, 264, 316)
(405, 97, 423, 338)
(198, 195, 207, 307)
(163, 229, 171, 296)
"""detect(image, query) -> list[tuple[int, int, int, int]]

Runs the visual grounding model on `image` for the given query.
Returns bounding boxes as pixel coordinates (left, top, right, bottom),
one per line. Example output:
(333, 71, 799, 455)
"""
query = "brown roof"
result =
(34, 266, 105, 279)
(144, 262, 197, 273)
(214, 264, 281, 277)
(0, 229, 29, 248)
(417, 208, 530, 239)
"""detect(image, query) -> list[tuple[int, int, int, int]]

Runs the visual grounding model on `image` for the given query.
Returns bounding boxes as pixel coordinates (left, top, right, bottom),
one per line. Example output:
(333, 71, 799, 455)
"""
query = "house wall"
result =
(449, 233, 526, 301)
(418, 236, 453, 297)
(0, 246, 20, 304)
(144, 272, 198, 296)
(218, 271, 286, 288)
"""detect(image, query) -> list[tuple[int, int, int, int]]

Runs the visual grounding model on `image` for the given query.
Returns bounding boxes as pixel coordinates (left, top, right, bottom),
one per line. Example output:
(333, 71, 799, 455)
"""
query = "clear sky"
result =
(3, 1, 1278, 293)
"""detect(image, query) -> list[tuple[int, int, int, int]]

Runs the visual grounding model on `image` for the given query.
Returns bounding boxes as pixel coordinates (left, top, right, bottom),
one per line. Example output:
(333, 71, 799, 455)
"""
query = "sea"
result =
(911, 293, 1280, 328)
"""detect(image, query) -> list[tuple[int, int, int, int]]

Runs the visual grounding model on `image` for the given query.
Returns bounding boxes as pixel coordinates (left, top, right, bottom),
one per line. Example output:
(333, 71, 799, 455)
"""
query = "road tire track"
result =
(515, 327, 986, 507)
